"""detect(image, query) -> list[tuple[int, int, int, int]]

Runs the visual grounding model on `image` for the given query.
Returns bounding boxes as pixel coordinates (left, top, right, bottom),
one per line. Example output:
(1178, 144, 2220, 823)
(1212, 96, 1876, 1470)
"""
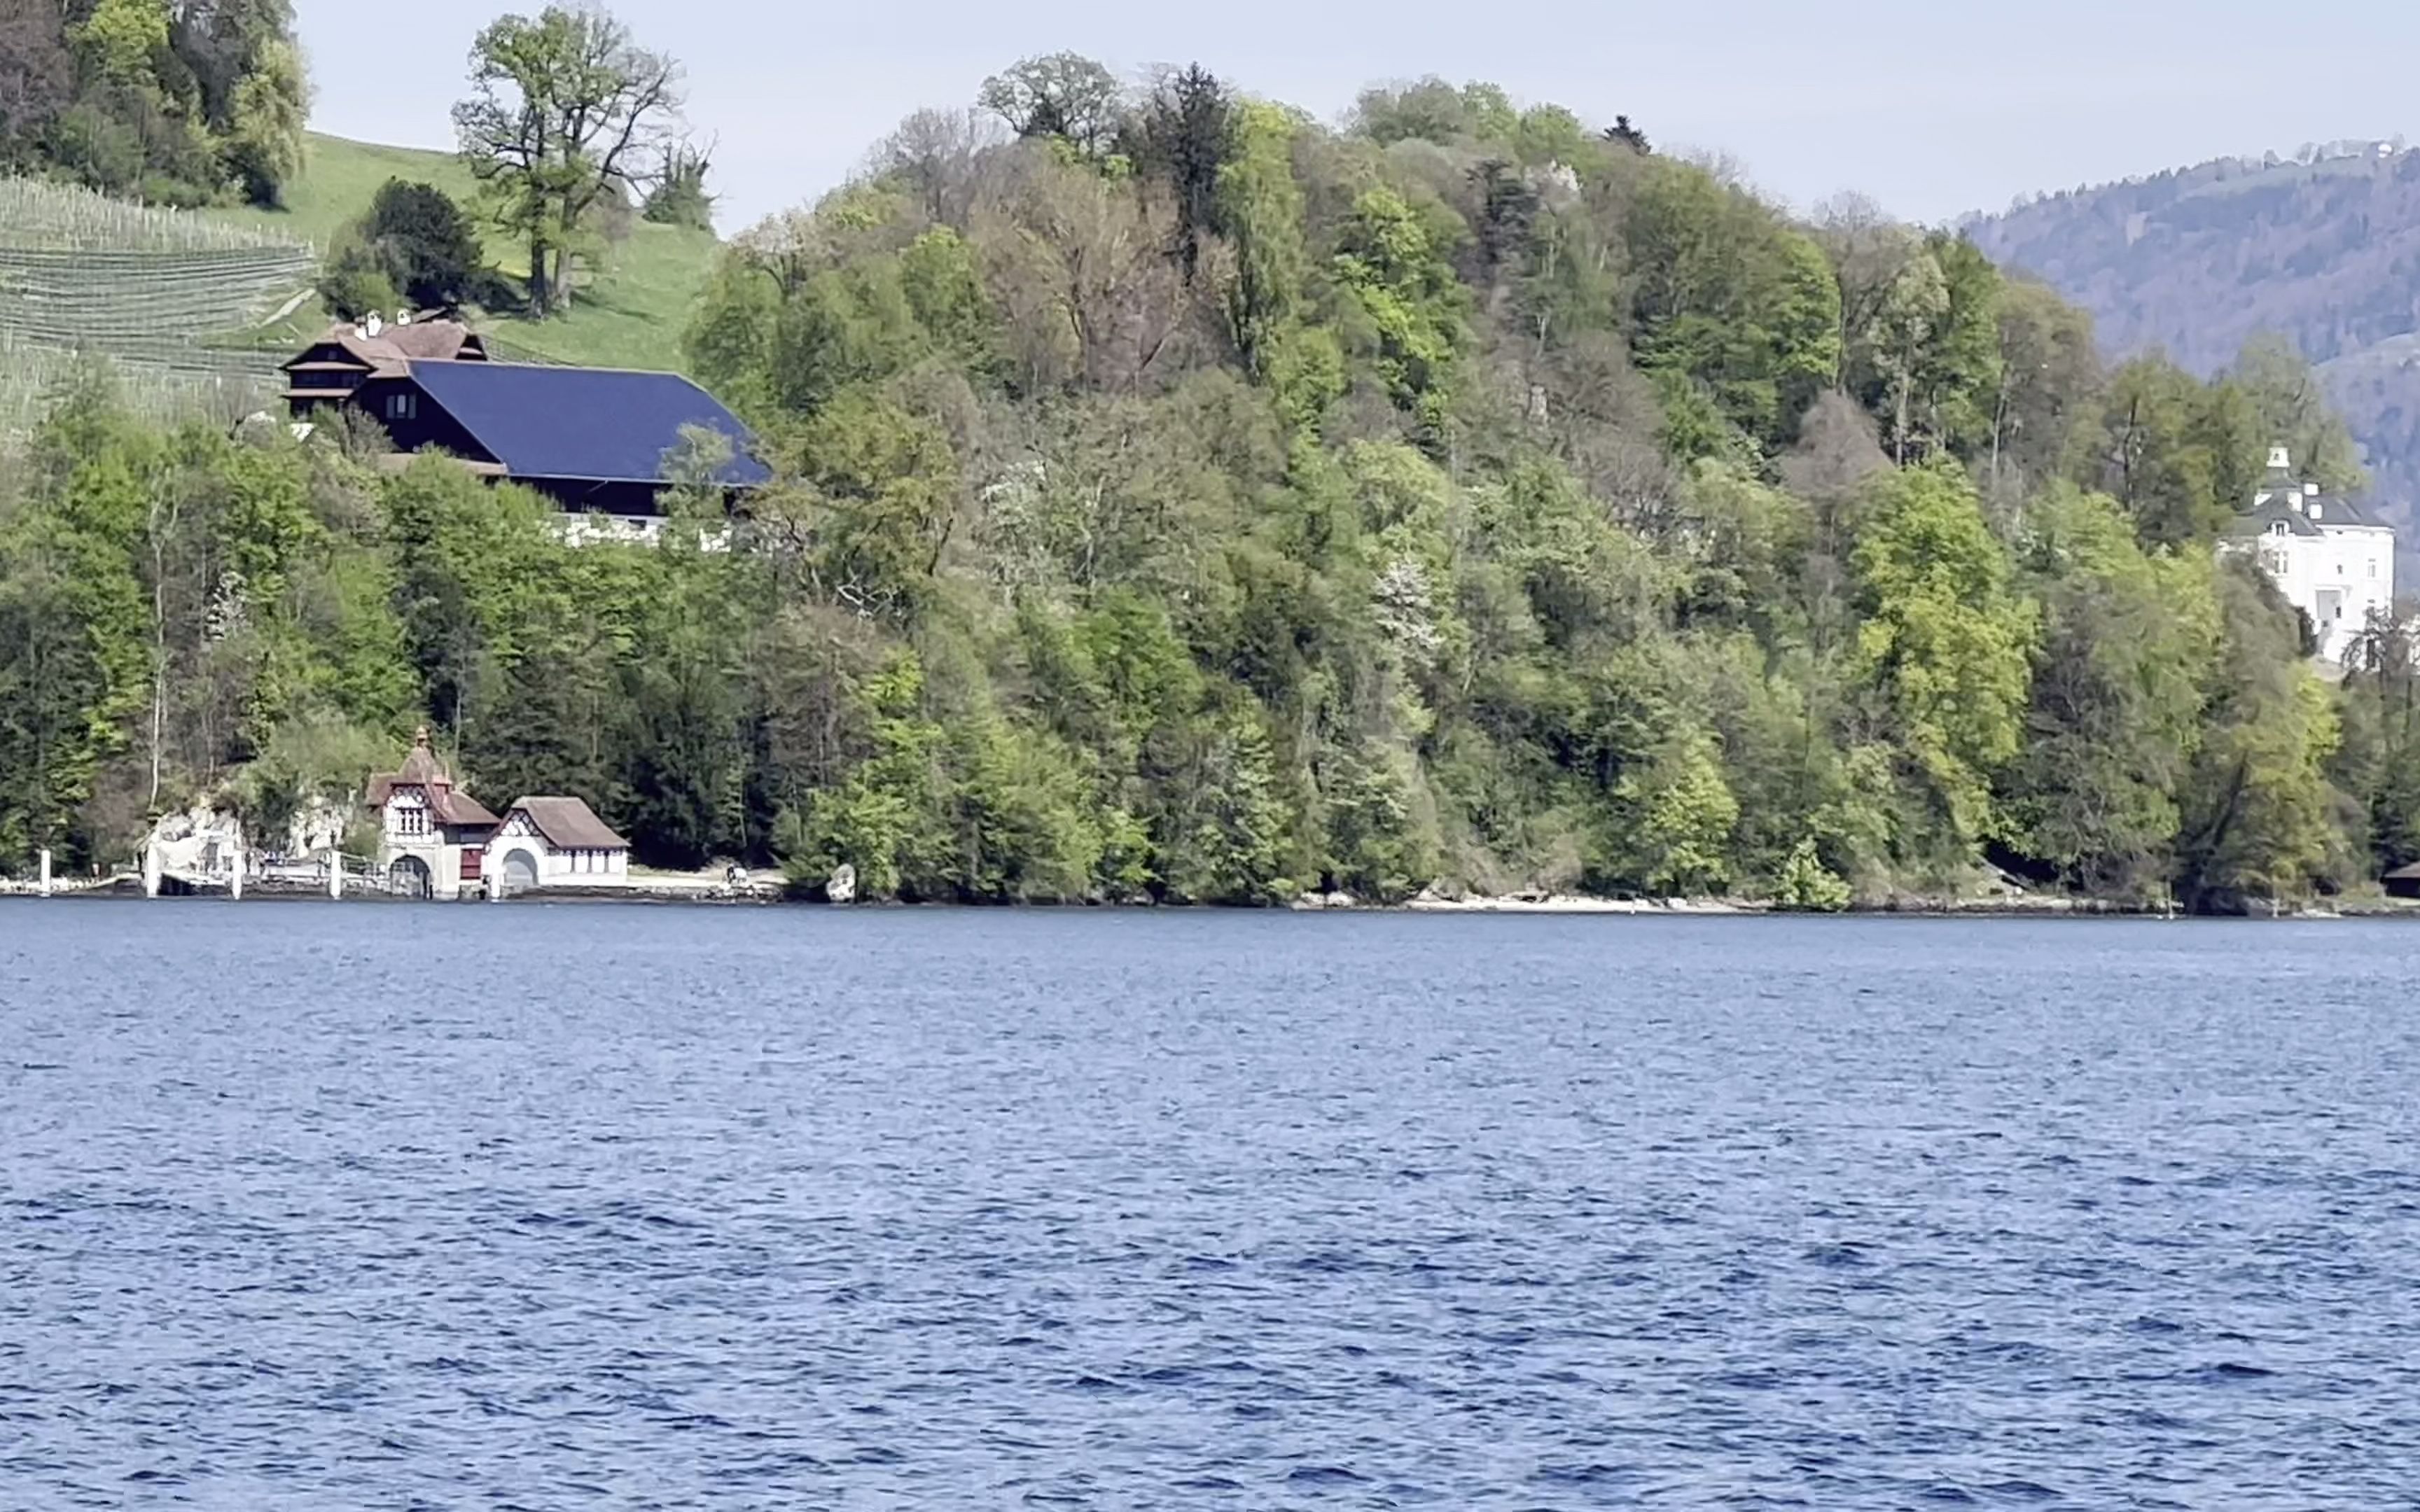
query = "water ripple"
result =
(3, 904, 2417, 1506)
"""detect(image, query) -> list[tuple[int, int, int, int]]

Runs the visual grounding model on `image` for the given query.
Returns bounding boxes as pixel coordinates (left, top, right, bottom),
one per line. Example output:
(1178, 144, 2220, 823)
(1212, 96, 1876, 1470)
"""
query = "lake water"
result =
(4, 904, 2418, 1508)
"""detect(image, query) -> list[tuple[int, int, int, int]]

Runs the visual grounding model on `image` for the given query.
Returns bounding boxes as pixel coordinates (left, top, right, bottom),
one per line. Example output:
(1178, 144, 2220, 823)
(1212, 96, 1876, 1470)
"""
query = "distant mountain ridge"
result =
(1966, 142, 2420, 536)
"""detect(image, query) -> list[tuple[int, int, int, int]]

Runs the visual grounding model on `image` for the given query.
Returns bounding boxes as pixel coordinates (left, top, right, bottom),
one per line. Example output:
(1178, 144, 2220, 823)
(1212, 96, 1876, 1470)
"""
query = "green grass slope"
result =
(209, 132, 716, 372)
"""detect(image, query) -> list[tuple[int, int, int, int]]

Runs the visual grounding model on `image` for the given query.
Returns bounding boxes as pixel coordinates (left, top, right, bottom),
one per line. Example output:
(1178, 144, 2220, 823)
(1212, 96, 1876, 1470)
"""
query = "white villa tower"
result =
(2226, 446, 2395, 665)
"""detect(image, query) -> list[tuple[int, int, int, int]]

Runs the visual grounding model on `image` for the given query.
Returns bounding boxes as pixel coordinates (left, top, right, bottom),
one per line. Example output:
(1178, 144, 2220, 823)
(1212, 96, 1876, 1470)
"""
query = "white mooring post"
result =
(229, 841, 244, 902)
(37, 848, 50, 898)
(142, 841, 162, 899)
(329, 853, 343, 900)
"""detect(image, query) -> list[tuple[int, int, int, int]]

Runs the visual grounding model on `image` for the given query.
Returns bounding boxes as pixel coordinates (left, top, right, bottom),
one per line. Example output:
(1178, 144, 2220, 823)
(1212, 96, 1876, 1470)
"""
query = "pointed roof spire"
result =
(396, 725, 450, 786)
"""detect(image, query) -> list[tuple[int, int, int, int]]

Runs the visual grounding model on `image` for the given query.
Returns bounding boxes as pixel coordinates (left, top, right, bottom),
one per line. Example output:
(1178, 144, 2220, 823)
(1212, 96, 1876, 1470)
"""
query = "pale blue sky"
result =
(298, 0, 2418, 231)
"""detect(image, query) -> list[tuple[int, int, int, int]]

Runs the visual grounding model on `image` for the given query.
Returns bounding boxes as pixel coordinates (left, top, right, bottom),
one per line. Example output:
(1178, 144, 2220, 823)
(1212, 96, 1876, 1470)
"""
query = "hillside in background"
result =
(0, 131, 710, 443)
(13, 62, 2412, 914)
(1966, 144, 2420, 535)
(207, 132, 711, 369)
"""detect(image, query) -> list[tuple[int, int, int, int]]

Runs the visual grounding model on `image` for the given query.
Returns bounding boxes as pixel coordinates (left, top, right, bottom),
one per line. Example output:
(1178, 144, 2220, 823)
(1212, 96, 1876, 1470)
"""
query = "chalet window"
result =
(385, 391, 418, 421)
(2269, 521, 2288, 536)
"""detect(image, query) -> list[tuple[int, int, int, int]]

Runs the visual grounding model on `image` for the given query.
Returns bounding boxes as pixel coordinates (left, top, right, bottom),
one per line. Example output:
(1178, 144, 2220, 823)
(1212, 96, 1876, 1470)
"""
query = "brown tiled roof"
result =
(395, 727, 447, 783)
(365, 727, 498, 828)
(508, 797, 629, 850)
(284, 321, 488, 380)
(359, 321, 485, 363)
(432, 790, 501, 828)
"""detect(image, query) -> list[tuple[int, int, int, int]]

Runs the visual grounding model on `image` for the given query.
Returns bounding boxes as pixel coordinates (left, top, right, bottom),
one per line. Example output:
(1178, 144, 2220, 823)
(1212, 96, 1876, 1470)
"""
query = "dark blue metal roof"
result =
(404, 360, 771, 488)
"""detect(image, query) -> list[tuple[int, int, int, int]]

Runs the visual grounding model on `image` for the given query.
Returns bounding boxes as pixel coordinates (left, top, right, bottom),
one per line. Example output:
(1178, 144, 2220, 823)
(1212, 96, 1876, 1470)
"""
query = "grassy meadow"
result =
(205, 133, 714, 371)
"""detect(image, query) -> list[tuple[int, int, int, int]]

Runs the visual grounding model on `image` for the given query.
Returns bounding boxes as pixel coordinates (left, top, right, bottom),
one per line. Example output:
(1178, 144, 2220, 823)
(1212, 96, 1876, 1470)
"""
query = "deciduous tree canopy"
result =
(0, 0, 306, 205)
(452, 4, 683, 316)
(0, 57, 2398, 913)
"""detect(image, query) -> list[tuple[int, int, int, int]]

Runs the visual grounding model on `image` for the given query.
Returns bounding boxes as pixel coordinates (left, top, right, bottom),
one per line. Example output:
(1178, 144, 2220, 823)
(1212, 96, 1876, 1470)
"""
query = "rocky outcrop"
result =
(143, 805, 247, 878)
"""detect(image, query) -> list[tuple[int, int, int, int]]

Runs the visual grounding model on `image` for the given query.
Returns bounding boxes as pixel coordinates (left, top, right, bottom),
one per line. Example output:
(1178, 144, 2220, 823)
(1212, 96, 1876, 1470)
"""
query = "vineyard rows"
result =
(0, 177, 317, 443)
(0, 180, 308, 253)
(0, 335, 275, 442)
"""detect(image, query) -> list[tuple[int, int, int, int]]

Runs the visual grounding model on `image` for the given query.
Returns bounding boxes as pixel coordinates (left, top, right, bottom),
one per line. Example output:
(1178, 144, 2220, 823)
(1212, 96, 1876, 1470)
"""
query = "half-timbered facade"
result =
(366, 728, 501, 899)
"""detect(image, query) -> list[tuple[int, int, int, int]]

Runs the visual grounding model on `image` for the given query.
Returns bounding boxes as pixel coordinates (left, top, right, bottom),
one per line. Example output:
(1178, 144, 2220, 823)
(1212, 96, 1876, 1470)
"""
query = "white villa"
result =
(2225, 446, 2395, 665)
(368, 730, 631, 899)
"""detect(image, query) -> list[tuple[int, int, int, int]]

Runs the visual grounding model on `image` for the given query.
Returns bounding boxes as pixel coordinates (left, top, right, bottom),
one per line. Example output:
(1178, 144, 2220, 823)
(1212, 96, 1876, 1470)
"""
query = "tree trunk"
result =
(147, 500, 166, 808)
(529, 233, 551, 315)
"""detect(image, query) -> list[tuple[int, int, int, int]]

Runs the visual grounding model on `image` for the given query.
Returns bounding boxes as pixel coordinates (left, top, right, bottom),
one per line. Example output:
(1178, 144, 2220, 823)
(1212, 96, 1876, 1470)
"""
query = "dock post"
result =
(329, 853, 343, 900)
(37, 848, 50, 898)
(229, 842, 244, 902)
(142, 841, 161, 899)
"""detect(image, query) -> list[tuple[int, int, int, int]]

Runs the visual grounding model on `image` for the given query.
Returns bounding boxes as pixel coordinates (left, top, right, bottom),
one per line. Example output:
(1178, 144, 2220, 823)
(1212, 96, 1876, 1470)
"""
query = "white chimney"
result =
(2305, 482, 2321, 496)
(2269, 445, 2293, 471)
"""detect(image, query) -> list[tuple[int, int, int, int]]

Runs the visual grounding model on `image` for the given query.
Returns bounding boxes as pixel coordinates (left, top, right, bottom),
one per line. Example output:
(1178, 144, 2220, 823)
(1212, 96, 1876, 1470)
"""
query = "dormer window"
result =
(2270, 520, 2288, 536)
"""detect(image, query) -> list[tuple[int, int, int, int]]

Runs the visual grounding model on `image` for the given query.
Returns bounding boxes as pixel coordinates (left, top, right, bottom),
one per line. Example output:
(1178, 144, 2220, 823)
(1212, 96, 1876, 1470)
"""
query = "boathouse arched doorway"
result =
(498, 847, 541, 897)
(389, 855, 433, 899)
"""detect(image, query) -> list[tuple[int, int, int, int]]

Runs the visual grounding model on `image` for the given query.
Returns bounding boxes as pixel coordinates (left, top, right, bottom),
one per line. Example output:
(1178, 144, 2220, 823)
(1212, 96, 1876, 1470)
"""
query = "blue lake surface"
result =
(4, 903, 2419, 1508)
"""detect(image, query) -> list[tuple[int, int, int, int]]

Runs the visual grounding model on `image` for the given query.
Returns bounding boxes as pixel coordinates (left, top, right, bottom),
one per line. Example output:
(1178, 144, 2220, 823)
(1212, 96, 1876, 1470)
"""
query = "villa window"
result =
(385, 391, 418, 422)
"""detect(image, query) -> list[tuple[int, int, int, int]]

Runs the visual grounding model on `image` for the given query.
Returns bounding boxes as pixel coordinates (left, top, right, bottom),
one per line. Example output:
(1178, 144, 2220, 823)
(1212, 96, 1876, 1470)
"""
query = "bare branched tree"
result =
(868, 107, 999, 230)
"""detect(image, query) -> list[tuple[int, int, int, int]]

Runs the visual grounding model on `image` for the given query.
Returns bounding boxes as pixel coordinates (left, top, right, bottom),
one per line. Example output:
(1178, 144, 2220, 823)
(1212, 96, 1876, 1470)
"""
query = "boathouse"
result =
(368, 727, 500, 900)
(487, 798, 632, 896)
(366, 732, 633, 900)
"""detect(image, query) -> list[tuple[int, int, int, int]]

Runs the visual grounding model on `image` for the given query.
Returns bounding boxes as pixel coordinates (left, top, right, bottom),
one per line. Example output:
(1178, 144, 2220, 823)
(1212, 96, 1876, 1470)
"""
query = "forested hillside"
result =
(0, 0, 305, 206)
(6, 62, 2419, 911)
(1966, 144, 2420, 536)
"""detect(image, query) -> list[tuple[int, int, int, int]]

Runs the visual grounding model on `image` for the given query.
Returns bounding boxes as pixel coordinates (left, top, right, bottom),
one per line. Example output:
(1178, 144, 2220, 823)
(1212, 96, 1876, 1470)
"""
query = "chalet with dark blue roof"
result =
(284, 320, 768, 527)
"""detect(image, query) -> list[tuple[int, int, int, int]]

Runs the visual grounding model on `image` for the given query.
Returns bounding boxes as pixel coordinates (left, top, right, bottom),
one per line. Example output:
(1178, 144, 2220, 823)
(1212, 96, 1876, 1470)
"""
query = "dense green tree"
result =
(2088, 356, 2243, 546)
(2, 58, 2394, 913)
(977, 52, 1122, 159)
(1850, 463, 2037, 862)
(1331, 185, 1471, 440)
(368, 179, 486, 310)
(1627, 159, 1840, 451)
(2174, 565, 2346, 909)
(4, 0, 302, 202)
(2004, 486, 2219, 895)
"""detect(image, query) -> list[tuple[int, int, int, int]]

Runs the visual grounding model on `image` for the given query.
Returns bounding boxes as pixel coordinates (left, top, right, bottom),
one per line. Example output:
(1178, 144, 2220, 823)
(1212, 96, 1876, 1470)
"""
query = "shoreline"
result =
(4, 878, 2412, 919)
